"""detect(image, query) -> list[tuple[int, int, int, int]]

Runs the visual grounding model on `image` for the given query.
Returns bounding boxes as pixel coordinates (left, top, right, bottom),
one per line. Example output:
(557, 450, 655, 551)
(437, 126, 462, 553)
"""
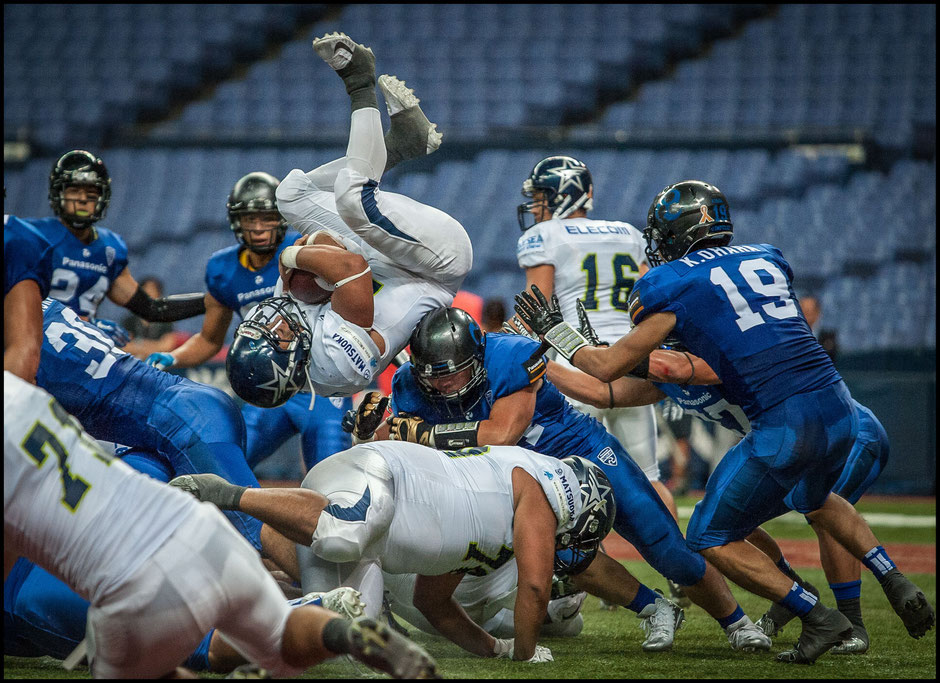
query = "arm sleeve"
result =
(124, 286, 206, 322)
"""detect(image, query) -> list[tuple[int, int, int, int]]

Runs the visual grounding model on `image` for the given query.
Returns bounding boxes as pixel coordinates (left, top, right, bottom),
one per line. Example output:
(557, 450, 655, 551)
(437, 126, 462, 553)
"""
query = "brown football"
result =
(285, 268, 332, 305)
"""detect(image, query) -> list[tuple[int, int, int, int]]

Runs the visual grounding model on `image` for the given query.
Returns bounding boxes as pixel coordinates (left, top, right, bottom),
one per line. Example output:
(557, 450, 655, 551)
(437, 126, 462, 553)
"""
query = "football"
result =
(285, 268, 333, 305)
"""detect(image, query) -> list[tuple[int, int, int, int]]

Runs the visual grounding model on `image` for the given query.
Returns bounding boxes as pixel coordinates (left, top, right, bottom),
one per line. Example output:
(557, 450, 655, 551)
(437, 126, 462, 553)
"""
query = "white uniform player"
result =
(516, 157, 659, 482)
(3, 372, 306, 678)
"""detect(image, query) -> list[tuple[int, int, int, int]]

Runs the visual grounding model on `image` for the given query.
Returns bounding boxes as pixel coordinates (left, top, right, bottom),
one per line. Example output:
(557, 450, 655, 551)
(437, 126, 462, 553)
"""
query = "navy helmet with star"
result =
(518, 155, 594, 231)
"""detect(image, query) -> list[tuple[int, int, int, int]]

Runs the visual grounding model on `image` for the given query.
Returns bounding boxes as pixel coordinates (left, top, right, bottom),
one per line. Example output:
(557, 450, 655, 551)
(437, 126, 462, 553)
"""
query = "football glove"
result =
(575, 299, 607, 347)
(493, 639, 553, 662)
(342, 391, 390, 441)
(514, 285, 590, 361)
(90, 317, 130, 347)
(501, 314, 540, 342)
(661, 399, 685, 422)
(146, 352, 175, 370)
(386, 413, 433, 446)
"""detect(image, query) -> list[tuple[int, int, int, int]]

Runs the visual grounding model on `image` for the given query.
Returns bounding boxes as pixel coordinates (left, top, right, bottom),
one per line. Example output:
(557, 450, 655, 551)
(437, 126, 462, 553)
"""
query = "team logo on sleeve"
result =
(522, 349, 547, 383)
(596, 447, 617, 467)
(105, 246, 115, 266)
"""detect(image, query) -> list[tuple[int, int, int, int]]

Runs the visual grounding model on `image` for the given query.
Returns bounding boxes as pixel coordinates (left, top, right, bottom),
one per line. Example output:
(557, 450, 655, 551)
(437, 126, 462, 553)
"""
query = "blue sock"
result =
(862, 546, 896, 581)
(779, 581, 819, 617)
(829, 580, 862, 601)
(717, 605, 745, 630)
(627, 584, 659, 613)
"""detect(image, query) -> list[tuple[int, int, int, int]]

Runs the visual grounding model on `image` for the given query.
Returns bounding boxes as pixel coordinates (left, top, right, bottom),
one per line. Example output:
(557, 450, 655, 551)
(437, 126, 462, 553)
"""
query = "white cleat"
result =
(293, 586, 366, 620)
(638, 592, 685, 652)
(379, 74, 442, 154)
(726, 615, 773, 652)
(312, 31, 359, 70)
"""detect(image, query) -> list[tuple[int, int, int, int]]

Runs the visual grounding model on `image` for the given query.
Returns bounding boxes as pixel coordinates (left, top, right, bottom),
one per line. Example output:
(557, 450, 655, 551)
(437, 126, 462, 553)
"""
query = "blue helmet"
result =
(226, 297, 311, 408)
(553, 456, 616, 577)
(409, 307, 488, 419)
(517, 155, 594, 231)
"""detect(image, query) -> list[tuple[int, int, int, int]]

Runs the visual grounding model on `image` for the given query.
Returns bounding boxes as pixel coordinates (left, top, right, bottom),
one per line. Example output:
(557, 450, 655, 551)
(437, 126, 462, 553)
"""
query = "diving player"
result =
(146, 172, 351, 475)
(22, 150, 206, 346)
(224, 32, 472, 406)
(4, 213, 54, 382)
(514, 179, 935, 663)
(36, 298, 264, 553)
(169, 442, 616, 663)
(354, 307, 771, 653)
(3, 373, 439, 679)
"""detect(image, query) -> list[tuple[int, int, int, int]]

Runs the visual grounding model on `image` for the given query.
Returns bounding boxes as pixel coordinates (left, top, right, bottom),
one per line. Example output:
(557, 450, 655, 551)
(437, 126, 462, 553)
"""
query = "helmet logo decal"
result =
(546, 159, 588, 194)
(655, 188, 683, 221)
(699, 205, 714, 223)
(258, 358, 298, 399)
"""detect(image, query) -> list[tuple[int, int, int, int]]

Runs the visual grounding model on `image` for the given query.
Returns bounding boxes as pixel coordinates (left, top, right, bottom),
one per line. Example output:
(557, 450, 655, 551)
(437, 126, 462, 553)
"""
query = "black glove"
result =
(343, 391, 390, 440)
(513, 285, 564, 338)
(386, 413, 433, 446)
(575, 299, 607, 347)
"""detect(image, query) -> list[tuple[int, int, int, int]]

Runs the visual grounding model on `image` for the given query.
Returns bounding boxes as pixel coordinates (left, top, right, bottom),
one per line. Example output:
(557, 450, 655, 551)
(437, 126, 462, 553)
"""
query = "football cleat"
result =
(547, 591, 587, 623)
(756, 601, 798, 638)
(637, 591, 685, 652)
(379, 75, 442, 172)
(775, 603, 853, 664)
(726, 615, 772, 652)
(291, 587, 366, 620)
(346, 617, 441, 679)
(668, 580, 692, 609)
(880, 569, 935, 639)
(830, 635, 870, 655)
(312, 32, 375, 89)
(225, 664, 271, 679)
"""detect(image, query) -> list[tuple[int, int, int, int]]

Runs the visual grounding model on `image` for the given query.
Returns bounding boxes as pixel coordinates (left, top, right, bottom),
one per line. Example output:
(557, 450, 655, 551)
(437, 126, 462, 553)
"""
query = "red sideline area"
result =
(603, 533, 936, 574)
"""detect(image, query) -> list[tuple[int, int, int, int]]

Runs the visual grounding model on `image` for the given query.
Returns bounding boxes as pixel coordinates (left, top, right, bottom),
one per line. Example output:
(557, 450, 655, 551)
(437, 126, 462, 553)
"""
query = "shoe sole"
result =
(349, 619, 439, 679)
(896, 592, 935, 638)
(312, 31, 374, 72)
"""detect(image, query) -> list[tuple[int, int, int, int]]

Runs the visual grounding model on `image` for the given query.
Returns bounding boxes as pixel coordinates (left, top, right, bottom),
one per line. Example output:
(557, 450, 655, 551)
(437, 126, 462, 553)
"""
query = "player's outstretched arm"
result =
(149, 293, 232, 370)
(109, 267, 207, 322)
(413, 572, 500, 658)
(649, 349, 720, 385)
(546, 360, 667, 409)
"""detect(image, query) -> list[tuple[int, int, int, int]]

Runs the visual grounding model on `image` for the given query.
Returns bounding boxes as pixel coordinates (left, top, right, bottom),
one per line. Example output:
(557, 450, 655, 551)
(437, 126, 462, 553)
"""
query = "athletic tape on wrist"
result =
(280, 245, 302, 270)
(544, 322, 590, 361)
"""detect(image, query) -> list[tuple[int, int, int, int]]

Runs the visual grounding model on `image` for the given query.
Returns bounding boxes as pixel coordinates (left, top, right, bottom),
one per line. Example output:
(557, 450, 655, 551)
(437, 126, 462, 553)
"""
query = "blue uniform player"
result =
(36, 298, 263, 552)
(347, 307, 771, 653)
(544, 334, 890, 654)
(516, 179, 934, 663)
(146, 172, 352, 475)
(4, 213, 54, 382)
(22, 150, 206, 348)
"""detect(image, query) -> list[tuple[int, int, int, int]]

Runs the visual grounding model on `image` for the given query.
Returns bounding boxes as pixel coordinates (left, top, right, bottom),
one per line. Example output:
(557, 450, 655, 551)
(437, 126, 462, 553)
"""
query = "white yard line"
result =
(676, 506, 935, 528)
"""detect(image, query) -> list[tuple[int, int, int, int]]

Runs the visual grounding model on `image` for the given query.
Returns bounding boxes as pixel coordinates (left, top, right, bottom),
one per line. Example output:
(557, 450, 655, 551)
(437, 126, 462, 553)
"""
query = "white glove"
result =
(522, 645, 554, 663)
(493, 638, 513, 658)
(661, 399, 685, 422)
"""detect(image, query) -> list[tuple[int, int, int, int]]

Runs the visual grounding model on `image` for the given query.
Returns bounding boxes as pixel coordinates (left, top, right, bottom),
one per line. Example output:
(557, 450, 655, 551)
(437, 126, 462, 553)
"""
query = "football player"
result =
(515, 179, 935, 663)
(544, 332, 890, 654)
(516, 155, 681, 602)
(4, 213, 54, 382)
(3, 373, 439, 679)
(224, 32, 472, 406)
(146, 172, 352, 476)
(35, 298, 264, 554)
(170, 443, 616, 663)
(21, 150, 206, 346)
(353, 307, 771, 653)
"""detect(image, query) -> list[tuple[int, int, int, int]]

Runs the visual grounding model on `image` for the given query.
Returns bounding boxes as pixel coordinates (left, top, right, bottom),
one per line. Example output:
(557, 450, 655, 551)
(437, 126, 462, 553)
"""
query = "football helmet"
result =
(553, 456, 616, 577)
(409, 307, 487, 418)
(226, 297, 311, 408)
(227, 172, 288, 254)
(517, 155, 594, 231)
(644, 180, 733, 267)
(49, 150, 112, 229)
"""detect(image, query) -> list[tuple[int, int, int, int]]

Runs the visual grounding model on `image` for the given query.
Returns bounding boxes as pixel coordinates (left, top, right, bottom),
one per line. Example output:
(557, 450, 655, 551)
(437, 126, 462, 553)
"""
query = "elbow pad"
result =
(627, 356, 650, 380)
(125, 286, 206, 323)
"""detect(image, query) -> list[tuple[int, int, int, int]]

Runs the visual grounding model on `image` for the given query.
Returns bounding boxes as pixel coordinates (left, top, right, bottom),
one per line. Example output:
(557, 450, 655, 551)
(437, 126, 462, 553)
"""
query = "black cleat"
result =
(881, 570, 936, 639)
(757, 601, 798, 637)
(776, 603, 853, 664)
(347, 617, 441, 679)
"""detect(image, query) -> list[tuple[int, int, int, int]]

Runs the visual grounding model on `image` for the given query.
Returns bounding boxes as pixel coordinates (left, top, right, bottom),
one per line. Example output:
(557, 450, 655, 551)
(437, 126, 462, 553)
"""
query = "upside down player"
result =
(21, 150, 206, 346)
(543, 323, 891, 655)
(224, 32, 472, 406)
(356, 307, 771, 653)
(146, 172, 352, 475)
(4, 373, 440, 679)
(515, 179, 935, 663)
(170, 443, 616, 663)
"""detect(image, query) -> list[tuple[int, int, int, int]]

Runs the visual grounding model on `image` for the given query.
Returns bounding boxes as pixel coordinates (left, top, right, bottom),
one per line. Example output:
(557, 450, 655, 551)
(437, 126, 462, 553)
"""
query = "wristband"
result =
(544, 321, 590, 361)
(607, 382, 615, 410)
(281, 245, 302, 270)
(680, 352, 695, 385)
(432, 421, 480, 449)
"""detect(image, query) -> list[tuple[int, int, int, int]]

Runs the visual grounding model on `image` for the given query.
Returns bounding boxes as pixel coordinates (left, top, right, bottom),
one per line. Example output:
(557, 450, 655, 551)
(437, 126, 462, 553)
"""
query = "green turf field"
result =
(5, 495, 934, 679)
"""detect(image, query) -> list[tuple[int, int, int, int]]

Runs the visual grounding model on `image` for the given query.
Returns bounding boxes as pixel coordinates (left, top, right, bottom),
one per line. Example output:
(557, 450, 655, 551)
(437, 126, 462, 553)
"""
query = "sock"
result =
(336, 47, 377, 112)
(717, 605, 745, 630)
(830, 580, 862, 602)
(835, 596, 868, 640)
(862, 546, 896, 581)
(626, 584, 659, 614)
(321, 617, 353, 655)
(779, 581, 819, 618)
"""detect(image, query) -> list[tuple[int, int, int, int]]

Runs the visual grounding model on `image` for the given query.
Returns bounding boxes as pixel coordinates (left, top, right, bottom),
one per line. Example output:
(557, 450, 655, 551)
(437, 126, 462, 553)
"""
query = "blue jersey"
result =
(654, 382, 750, 437)
(392, 334, 610, 459)
(4, 214, 54, 298)
(205, 230, 301, 320)
(24, 217, 129, 318)
(630, 243, 841, 420)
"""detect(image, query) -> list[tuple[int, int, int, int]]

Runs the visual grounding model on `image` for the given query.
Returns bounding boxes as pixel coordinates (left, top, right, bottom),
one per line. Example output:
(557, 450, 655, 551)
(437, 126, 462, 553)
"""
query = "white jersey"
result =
(516, 216, 647, 342)
(304, 441, 582, 577)
(3, 373, 192, 605)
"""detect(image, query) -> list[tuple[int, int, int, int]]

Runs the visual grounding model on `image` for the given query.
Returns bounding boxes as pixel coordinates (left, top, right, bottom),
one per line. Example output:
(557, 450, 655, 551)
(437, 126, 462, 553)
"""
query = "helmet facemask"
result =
(412, 355, 487, 419)
(227, 172, 288, 254)
(553, 456, 616, 578)
(49, 151, 112, 230)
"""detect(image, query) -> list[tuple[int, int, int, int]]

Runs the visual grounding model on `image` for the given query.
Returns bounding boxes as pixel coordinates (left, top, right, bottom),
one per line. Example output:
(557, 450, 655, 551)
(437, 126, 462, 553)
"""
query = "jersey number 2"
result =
(709, 258, 798, 332)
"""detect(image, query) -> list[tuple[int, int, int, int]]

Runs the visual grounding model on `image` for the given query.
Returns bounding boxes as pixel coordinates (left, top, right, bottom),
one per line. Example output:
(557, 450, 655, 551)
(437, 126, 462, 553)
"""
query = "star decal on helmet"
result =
(257, 358, 301, 400)
(545, 158, 588, 194)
